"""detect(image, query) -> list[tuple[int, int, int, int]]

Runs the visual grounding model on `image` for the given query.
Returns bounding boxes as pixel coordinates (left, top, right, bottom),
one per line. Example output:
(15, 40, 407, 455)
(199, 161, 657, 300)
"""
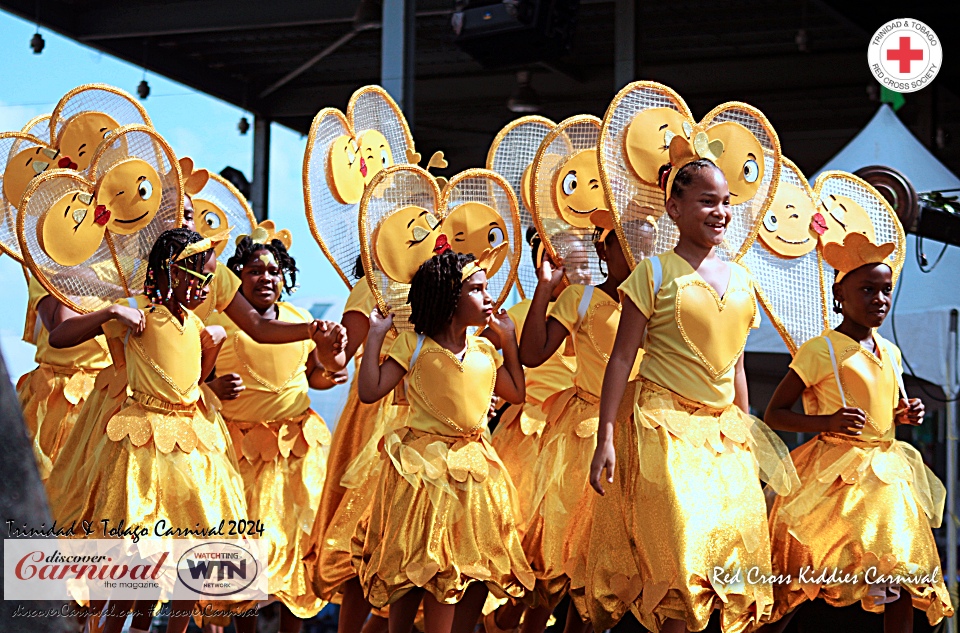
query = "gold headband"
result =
(461, 242, 507, 282)
(175, 229, 231, 261)
(823, 231, 895, 282)
(663, 122, 724, 196)
(237, 219, 293, 250)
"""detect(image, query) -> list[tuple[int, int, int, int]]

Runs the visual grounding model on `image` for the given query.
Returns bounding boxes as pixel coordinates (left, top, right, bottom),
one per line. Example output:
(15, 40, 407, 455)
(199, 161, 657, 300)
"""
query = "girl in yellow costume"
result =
(356, 247, 534, 633)
(207, 228, 341, 632)
(761, 231, 952, 630)
(583, 159, 797, 633)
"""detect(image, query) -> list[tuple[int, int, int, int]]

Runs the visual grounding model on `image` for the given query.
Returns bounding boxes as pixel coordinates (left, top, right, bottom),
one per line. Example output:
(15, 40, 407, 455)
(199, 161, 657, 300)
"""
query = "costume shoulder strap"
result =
(650, 254, 663, 298)
(823, 335, 847, 407)
(573, 285, 594, 333)
(403, 333, 427, 399)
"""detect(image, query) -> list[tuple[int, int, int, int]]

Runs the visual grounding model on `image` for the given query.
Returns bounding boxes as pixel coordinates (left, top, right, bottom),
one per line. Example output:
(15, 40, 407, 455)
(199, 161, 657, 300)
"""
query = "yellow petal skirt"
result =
(765, 433, 953, 625)
(353, 427, 535, 608)
(490, 400, 548, 535)
(522, 388, 599, 609)
(304, 380, 403, 603)
(219, 409, 333, 619)
(17, 363, 100, 480)
(570, 380, 799, 633)
(73, 390, 247, 532)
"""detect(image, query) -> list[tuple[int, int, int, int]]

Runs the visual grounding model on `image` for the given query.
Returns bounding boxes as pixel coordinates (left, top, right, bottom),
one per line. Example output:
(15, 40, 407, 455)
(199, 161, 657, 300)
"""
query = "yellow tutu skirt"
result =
(490, 399, 549, 534)
(570, 380, 799, 633)
(522, 388, 599, 608)
(45, 365, 129, 525)
(17, 363, 100, 480)
(766, 433, 953, 625)
(353, 427, 535, 608)
(219, 408, 333, 619)
(304, 380, 403, 603)
(74, 389, 247, 531)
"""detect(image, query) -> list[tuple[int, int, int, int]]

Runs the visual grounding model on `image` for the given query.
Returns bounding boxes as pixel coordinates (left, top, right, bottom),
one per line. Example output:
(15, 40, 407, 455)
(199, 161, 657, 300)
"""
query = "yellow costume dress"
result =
(490, 298, 575, 534)
(305, 280, 404, 604)
(208, 302, 332, 619)
(765, 329, 952, 624)
(73, 295, 246, 531)
(17, 276, 111, 479)
(522, 285, 639, 608)
(571, 251, 797, 633)
(46, 263, 241, 525)
(354, 332, 535, 607)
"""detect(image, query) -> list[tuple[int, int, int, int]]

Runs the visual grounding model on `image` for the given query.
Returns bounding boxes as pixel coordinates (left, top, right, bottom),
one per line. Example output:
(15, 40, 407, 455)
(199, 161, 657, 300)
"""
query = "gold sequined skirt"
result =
(45, 365, 129, 524)
(17, 363, 100, 480)
(490, 399, 549, 535)
(304, 379, 404, 604)
(570, 380, 799, 633)
(218, 408, 332, 619)
(765, 433, 953, 625)
(73, 388, 247, 531)
(522, 387, 599, 609)
(353, 427, 535, 608)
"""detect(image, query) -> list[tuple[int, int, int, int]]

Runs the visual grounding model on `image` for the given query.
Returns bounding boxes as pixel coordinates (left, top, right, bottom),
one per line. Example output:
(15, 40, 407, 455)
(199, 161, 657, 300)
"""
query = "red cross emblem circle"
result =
(868, 19, 942, 94)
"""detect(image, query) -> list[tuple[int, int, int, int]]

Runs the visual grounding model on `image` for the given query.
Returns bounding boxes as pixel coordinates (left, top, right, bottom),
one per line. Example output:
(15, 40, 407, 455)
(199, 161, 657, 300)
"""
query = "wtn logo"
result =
(184, 559, 247, 581)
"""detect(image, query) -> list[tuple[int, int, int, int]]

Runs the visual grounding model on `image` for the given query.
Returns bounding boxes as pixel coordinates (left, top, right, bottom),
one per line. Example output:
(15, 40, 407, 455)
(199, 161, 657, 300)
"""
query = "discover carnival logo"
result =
(868, 18, 942, 94)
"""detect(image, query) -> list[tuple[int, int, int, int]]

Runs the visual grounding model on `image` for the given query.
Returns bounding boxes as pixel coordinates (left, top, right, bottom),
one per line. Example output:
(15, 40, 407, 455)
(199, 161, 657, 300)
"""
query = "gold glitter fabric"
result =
(220, 409, 331, 619)
(570, 379, 798, 633)
(353, 427, 535, 607)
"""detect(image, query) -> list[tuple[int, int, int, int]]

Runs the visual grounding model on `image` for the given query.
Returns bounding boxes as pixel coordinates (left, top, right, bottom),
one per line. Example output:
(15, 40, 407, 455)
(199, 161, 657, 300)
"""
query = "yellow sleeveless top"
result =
(25, 276, 110, 370)
(507, 299, 575, 406)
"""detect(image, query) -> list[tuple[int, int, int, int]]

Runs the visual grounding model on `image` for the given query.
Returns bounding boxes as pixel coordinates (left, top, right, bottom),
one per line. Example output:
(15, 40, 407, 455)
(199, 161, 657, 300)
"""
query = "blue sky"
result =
(0, 9, 350, 418)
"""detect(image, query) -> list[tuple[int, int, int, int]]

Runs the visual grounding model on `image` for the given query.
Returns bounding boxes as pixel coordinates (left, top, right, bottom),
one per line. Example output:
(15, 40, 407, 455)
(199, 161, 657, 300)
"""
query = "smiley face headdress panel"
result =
(531, 115, 611, 288)
(743, 163, 904, 354)
(599, 81, 781, 267)
(486, 115, 556, 299)
(18, 125, 182, 313)
(180, 157, 256, 264)
(49, 84, 152, 173)
(0, 132, 63, 262)
(360, 165, 521, 332)
(304, 85, 416, 289)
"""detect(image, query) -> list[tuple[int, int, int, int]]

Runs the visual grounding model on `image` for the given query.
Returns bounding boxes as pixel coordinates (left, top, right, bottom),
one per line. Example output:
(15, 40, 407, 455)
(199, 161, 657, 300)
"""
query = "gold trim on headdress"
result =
(823, 232, 896, 282)
(176, 229, 231, 261)
(238, 219, 293, 250)
(461, 242, 508, 281)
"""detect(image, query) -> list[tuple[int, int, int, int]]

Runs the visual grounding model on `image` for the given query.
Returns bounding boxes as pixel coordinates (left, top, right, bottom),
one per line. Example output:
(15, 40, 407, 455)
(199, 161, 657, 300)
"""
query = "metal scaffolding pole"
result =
(948, 309, 959, 633)
(381, 0, 416, 123)
(614, 0, 636, 90)
(251, 115, 271, 221)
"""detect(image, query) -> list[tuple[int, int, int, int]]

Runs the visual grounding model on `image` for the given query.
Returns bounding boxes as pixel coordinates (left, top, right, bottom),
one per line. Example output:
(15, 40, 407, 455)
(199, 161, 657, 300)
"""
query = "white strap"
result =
(824, 336, 847, 407)
(123, 296, 139, 347)
(650, 254, 663, 299)
(403, 334, 426, 399)
(573, 285, 594, 333)
(880, 339, 908, 400)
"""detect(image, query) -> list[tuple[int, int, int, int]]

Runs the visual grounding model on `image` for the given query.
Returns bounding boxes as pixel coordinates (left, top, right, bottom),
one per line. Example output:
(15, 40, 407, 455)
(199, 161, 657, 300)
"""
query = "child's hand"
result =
(111, 305, 145, 336)
(824, 406, 865, 435)
(314, 320, 346, 354)
(536, 257, 565, 290)
(486, 308, 514, 337)
(200, 325, 227, 349)
(208, 373, 245, 400)
(589, 436, 616, 496)
(369, 308, 393, 335)
(895, 397, 924, 426)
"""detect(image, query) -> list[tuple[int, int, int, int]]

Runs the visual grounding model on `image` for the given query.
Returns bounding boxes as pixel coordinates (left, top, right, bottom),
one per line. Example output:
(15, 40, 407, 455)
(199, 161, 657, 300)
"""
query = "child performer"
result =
(206, 228, 343, 632)
(583, 159, 797, 633)
(355, 247, 534, 633)
(761, 231, 952, 630)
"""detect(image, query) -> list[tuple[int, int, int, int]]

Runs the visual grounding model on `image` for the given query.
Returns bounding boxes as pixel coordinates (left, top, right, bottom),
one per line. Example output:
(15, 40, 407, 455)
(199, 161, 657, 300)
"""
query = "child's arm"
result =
(519, 259, 570, 367)
(341, 310, 371, 360)
(199, 325, 227, 383)
(488, 309, 525, 405)
(357, 310, 406, 404)
(47, 302, 145, 348)
(590, 295, 647, 495)
(307, 350, 349, 390)
(733, 353, 750, 413)
(764, 369, 865, 435)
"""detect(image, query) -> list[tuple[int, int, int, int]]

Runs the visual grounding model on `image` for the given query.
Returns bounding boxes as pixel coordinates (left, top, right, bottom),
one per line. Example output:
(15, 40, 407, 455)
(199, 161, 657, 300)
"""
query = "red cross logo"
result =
(886, 36, 924, 73)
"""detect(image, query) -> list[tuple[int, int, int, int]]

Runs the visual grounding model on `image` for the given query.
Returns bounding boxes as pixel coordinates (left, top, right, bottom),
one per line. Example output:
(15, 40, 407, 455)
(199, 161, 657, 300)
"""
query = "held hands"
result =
(111, 305, 145, 336)
(895, 397, 925, 426)
(368, 308, 394, 335)
(208, 373, 245, 400)
(536, 257, 565, 291)
(589, 436, 616, 495)
(824, 407, 866, 436)
(486, 308, 514, 338)
(312, 320, 346, 354)
(200, 325, 228, 350)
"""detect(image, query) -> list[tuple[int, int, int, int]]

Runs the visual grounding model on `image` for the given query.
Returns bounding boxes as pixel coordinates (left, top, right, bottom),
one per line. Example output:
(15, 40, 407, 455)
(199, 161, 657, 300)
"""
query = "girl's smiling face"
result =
(667, 165, 732, 249)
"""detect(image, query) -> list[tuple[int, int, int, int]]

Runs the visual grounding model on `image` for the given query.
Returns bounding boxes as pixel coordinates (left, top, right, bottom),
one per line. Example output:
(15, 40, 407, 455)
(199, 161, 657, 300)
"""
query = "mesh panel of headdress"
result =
(486, 116, 555, 299)
(194, 173, 256, 266)
(50, 85, 151, 144)
(533, 116, 603, 288)
(22, 115, 52, 143)
(741, 159, 826, 354)
(600, 82, 692, 269)
(816, 172, 906, 331)
(20, 126, 181, 313)
(349, 86, 414, 172)
(0, 133, 51, 262)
